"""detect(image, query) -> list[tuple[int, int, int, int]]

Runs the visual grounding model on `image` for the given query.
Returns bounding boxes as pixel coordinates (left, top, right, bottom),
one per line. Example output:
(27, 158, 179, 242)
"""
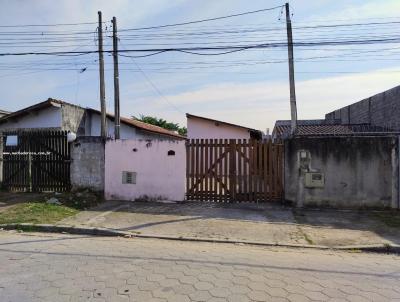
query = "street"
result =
(0, 232, 399, 302)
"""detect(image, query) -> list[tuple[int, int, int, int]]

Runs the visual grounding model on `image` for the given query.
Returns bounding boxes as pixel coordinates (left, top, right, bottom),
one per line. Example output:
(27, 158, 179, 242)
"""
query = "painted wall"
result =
(187, 117, 250, 139)
(284, 136, 399, 209)
(87, 113, 175, 140)
(70, 137, 104, 192)
(88, 113, 137, 139)
(105, 139, 186, 201)
(0, 106, 62, 131)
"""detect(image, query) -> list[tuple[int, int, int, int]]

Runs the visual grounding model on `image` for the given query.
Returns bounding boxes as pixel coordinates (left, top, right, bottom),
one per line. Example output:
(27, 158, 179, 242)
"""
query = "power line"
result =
(118, 5, 285, 32)
(0, 21, 100, 28)
(119, 42, 184, 114)
(1, 36, 400, 57)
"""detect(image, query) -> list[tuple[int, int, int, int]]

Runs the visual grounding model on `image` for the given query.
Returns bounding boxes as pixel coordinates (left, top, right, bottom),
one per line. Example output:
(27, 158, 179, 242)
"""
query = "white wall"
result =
(187, 117, 251, 139)
(0, 106, 62, 130)
(89, 114, 138, 139)
(105, 139, 186, 201)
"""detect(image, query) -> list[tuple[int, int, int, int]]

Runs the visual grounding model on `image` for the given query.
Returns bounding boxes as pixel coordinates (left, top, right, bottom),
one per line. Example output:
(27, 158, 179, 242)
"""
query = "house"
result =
(186, 113, 263, 140)
(0, 98, 185, 140)
(0, 109, 10, 118)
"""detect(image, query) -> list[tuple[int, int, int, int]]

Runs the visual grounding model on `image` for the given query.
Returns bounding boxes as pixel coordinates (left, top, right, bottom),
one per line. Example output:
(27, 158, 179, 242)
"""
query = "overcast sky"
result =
(0, 0, 399, 132)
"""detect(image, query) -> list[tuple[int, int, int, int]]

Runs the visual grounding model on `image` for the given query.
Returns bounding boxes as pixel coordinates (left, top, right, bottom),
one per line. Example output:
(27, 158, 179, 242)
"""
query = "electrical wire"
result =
(118, 5, 284, 32)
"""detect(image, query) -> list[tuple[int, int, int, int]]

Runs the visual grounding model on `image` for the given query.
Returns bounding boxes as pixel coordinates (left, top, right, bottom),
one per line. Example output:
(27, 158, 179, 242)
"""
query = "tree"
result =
(133, 114, 187, 136)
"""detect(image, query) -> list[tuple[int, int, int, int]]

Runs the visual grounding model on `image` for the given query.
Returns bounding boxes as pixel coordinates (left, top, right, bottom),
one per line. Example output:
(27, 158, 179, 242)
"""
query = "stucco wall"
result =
(284, 136, 399, 209)
(70, 137, 104, 192)
(105, 139, 185, 201)
(61, 104, 85, 134)
(187, 117, 250, 139)
(0, 106, 62, 131)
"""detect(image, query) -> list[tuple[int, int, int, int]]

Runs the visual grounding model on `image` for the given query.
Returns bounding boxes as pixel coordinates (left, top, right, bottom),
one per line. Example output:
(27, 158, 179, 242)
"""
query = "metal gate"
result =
(186, 139, 283, 202)
(1, 130, 71, 192)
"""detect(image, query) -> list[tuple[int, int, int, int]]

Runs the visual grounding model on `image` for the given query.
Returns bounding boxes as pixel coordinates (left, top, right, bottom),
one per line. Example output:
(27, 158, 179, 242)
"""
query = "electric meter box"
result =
(304, 172, 324, 188)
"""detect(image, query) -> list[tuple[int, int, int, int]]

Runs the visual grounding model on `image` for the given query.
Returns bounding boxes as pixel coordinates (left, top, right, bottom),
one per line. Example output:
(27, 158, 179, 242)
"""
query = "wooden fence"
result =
(1, 130, 71, 192)
(186, 139, 283, 202)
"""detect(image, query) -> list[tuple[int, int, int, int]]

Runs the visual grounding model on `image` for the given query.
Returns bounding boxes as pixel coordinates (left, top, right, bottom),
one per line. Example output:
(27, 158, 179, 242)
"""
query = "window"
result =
(5, 135, 18, 146)
(167, 150, 175, 156)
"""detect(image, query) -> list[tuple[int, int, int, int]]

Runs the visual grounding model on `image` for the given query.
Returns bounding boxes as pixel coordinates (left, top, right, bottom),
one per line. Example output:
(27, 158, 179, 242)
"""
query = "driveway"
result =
(60, 200, 400, 247)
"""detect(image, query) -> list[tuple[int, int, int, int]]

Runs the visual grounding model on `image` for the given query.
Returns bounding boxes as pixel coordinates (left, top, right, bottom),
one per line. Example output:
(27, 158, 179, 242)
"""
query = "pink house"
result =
(186, 113, 262, 140)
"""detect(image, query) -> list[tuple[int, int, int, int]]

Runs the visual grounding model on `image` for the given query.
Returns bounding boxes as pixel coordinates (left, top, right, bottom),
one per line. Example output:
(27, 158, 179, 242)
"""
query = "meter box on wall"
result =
(304, 172, 325, 188)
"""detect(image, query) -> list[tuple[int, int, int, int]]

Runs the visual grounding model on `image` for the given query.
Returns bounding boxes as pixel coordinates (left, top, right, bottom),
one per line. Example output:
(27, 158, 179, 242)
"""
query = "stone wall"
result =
(70, 137, 104, 192)
(325, 85, 400, 130)
(284, 136, 399, 209)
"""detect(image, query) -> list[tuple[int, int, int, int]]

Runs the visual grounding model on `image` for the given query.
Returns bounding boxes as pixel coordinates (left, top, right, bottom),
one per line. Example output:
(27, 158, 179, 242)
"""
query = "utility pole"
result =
(98, 11, 107, 138)
(285, 3, 298, 135)
(112, 16, 121, 139)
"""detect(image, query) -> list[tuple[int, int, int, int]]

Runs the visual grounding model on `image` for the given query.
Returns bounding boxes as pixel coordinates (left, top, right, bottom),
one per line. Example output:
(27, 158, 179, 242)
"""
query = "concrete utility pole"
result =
(98, 11, 107, 138)
(112, 16, 121, 139)
(285, 3, 298, 135)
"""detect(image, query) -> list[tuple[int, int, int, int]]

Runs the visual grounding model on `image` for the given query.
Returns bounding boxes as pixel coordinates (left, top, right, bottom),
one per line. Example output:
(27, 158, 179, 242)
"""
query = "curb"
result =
(1, 223, 399, 254)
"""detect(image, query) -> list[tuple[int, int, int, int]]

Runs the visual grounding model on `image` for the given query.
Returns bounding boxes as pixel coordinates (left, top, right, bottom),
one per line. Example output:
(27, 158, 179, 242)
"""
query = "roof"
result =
(273, 120, 396, 139)
(0, 98, 67, 124)
(0, 109, 11, 116)
(0, 98, 185, 139)
(86, 108, 185, 139)
(186, 113, 262, 135)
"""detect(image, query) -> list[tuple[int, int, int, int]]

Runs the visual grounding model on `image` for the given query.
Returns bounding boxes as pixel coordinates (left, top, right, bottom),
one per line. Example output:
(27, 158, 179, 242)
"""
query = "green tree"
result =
(133, 114, 187, 136)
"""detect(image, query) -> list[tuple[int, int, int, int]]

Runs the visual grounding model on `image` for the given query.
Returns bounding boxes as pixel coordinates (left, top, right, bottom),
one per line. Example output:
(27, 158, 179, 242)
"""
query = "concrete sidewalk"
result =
(60, 200, 400, 248)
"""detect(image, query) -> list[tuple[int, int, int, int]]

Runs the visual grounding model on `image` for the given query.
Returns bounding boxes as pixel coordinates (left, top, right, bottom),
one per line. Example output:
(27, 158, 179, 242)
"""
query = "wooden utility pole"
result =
(285, 3, 298, 135)
(112, 16, 121, 139)
(98, 11, 107, 138)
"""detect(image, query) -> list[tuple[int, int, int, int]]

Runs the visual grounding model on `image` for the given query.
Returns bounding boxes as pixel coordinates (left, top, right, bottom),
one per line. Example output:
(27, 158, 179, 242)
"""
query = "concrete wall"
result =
(284, 136, 399, 209)
(70, 137, 105, 192)
(105, 139, 185, 201)
(326, 85, 400, 130)
(187, 117, 251, 139)
(0, 106, 62, 131)
(61, 104, 85, 134)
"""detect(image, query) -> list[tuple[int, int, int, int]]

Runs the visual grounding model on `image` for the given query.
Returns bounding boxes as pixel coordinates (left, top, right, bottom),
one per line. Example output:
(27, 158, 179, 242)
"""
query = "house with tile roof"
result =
(0, 98, 185, 140)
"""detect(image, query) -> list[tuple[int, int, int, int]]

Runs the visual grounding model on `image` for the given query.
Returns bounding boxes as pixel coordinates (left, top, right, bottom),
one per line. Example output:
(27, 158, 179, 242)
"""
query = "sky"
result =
(0, 0, 399, 133)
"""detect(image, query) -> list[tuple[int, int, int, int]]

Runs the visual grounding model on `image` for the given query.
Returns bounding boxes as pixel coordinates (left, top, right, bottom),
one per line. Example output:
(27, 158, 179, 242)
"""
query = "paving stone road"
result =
(0, 231, 399, 302)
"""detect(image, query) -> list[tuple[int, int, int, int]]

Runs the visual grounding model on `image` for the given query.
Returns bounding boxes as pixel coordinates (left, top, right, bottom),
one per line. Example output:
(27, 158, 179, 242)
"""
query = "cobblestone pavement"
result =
(0, 231, 399, 302)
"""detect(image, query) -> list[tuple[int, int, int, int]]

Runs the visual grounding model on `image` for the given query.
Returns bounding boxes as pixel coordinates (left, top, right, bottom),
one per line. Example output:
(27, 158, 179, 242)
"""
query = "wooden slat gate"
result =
(186, 139, 284, 202)
(1, 130, 71, 192)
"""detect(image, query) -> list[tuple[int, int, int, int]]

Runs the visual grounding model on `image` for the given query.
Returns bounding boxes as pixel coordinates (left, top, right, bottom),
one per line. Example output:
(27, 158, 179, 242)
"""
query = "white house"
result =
(0, 98, 185, 140)
(186, 113, 262, 140)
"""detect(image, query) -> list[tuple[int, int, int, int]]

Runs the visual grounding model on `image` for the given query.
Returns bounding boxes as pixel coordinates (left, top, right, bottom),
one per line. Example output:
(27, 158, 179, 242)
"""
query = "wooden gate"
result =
(186, 139, 283, 202)
(1, 130, 71, 192)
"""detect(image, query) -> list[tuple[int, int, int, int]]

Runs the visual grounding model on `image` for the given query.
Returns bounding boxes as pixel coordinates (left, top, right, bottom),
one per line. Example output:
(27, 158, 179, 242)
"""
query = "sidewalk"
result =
(59, 200, 400, 248)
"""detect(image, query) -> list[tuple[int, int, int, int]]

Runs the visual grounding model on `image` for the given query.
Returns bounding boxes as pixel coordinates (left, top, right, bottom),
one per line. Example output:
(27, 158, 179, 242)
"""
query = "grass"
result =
(0, 202, 79, 225)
